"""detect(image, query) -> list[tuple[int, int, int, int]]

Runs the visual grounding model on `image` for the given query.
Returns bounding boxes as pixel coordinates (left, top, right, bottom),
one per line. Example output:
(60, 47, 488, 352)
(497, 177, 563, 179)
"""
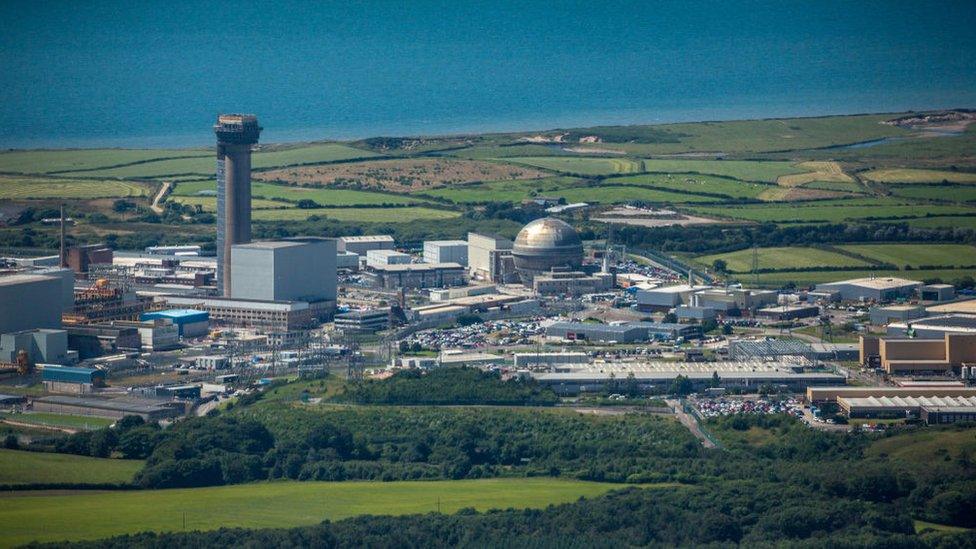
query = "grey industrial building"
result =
(467, 232, 516, 283)
(365, 262, 466, 290)
(338, 235, 395, 255)
(531, 361, 845, 395)
(636, 284, 712, 312)
(887, 314, 976, 339)
(32, 395, 181, 421)
(41, 365, 106, 394)
(231, 237, 337, 306)
(870, 304, 929, 326)
(919, 284, 956, 302)
(423, 240, 468, 266)
(533, 270, 613, 296)
(755, 304, 820, 321)
(336, 251, 360, 271)
(0, 329, 69, 365)
(0, 273, 65, 334)
(546, 321, 701, 343)
(334, 308, 390, 333)
(366, 249, 411, 268)
(161, 295, 317, 334)
(815, 277, 922, 302)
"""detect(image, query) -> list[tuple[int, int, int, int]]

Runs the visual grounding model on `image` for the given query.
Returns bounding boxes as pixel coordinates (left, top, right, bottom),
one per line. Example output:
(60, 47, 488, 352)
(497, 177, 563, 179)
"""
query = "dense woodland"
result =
(335, 368, 559, 406)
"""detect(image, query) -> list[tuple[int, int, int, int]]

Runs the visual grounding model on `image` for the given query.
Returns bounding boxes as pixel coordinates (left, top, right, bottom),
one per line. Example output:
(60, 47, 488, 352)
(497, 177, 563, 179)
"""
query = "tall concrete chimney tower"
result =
(214, 114, 261, 296)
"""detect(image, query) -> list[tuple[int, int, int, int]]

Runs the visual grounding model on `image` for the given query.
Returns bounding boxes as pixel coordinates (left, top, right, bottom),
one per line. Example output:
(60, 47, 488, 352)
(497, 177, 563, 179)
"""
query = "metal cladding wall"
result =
(0, 275, 62, 334)
(231, 239, 337, 302)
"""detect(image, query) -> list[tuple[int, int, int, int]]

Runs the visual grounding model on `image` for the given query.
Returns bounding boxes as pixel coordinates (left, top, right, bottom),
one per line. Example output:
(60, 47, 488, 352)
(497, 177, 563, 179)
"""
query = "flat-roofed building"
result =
(334, 308, 389, 333)
(41, 365, 106, 394)
(859, 333, 976, 374)
(546, 321, 701, 342)
(0, 273, 63, 333)
(336, 251, 360, 271)
(467, 232, 514, 282)
(888, 314, 976, 339)
(32, 395, 181, 421)
(365, 262, 466, 290)
(756, 304, 820, 321)
(513, 351, 590, 369)
(140, 309, 209, 338)
(533, 270, 613, 296)
(815, 276, 922, 302)
(366, 249, 411, 268)
(423, 240, 468, 266)
(533, 360, 845, 395)
(161, 295, 315, 333)
(870, 304, 929, 326)
(0, 329, 69, 365)
(635, 284, 712, 312)
(338, 235, 395, 255)
(919, 284, 955, 302)
(231, 238, 337, 306)
(692, 288, 778, 314)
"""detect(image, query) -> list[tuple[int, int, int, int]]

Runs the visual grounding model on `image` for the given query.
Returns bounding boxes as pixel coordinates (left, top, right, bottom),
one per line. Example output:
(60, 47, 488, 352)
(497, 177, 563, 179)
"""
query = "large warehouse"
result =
(531, 361, 845, 395)
(815, 277, 922, 302)
(860, 333, 976, 374)
(546, 321, 701, 343)
(231, 238, 337, 303)
(838, 395, 976, 420)
(0, 273, 65, 334)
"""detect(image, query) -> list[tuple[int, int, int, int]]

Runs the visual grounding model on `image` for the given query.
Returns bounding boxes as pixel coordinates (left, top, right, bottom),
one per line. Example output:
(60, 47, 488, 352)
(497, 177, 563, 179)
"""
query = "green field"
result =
(692, 198, 976, 223)
(837, 244, 976, 268)
(0, 149, 210, 174)
(888, 185, 976, 202)
(891, 216, 976, 229)
(0, 176, 150, 199)
(863, 168, 976, 184)
(171, 196, 289, 211)
(695, 246, 871, 272)
(556, 185, 718, 204)
(0, 478, 642, 546)
(1, 412, 115, 430)
(56, 144, 379, 179)
(504, 156, 643, 175)
(252, 206, 460, 222)
(803, 180, 867, 193)
(421, 176, 582, 203)
(638, 159, 803, 182)
(746, 268, 976, 287)
(572, 114, 909, 155)
(0, 448, 142, 486)
(611, 173, 770, 199)
(173, 180, 429, 207)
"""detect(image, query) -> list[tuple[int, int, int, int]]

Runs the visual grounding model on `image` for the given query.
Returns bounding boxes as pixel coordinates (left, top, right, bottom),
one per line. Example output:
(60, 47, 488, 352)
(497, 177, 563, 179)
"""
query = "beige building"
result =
(807, 386, 976, 403)
(860, 334, 976, 374)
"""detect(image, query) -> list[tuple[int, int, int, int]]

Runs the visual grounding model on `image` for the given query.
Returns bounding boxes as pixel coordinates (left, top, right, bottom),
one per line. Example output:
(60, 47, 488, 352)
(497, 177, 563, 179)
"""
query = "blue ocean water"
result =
(1, 0, 975, 148)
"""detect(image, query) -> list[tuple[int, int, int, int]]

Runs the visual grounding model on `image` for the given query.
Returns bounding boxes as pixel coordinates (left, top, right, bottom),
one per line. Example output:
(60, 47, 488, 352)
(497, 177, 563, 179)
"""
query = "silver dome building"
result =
(511, 217, 584, 285)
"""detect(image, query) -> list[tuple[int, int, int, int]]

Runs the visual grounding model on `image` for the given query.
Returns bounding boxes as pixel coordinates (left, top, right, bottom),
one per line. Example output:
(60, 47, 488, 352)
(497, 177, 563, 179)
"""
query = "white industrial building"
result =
(366, 249, 411, 268)
(423, 240, 468, 266)
(338, 235, 395, 255)
(467, 232, 515, 282)
(636, 284, 712, 311)
(815, 277, 922, 302)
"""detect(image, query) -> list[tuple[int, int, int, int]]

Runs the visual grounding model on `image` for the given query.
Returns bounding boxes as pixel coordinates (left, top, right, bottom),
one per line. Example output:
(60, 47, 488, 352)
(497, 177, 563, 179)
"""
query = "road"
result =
(666, 399, 718, 449)
(150, 180, 173, 214)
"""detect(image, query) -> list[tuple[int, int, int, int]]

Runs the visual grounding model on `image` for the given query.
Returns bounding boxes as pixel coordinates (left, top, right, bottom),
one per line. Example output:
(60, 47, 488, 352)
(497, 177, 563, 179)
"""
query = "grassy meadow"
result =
(0, 478, 644, 546)
(0, 448, 142, 486)
(252, 206, 459, 222)
(0, 176, 151, 199)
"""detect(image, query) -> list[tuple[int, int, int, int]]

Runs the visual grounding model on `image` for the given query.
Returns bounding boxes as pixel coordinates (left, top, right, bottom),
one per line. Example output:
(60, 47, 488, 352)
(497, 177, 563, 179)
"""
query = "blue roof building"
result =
(140, 309, 209, 337)
(42, 365, 105, 385)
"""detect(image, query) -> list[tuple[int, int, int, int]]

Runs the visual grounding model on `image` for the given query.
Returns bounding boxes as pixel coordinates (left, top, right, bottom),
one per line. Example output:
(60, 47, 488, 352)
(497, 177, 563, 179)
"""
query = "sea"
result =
(1, 0, 975, 149)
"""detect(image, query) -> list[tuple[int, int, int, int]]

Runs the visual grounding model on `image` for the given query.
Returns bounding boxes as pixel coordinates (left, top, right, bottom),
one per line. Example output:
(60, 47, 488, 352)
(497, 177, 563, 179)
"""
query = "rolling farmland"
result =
(0, 176, 150, 199)
(693, 247, 871, 272)
(0, 448, 142, 486)
(0, 478, 638, 546)
(252, 206, 460, 222)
